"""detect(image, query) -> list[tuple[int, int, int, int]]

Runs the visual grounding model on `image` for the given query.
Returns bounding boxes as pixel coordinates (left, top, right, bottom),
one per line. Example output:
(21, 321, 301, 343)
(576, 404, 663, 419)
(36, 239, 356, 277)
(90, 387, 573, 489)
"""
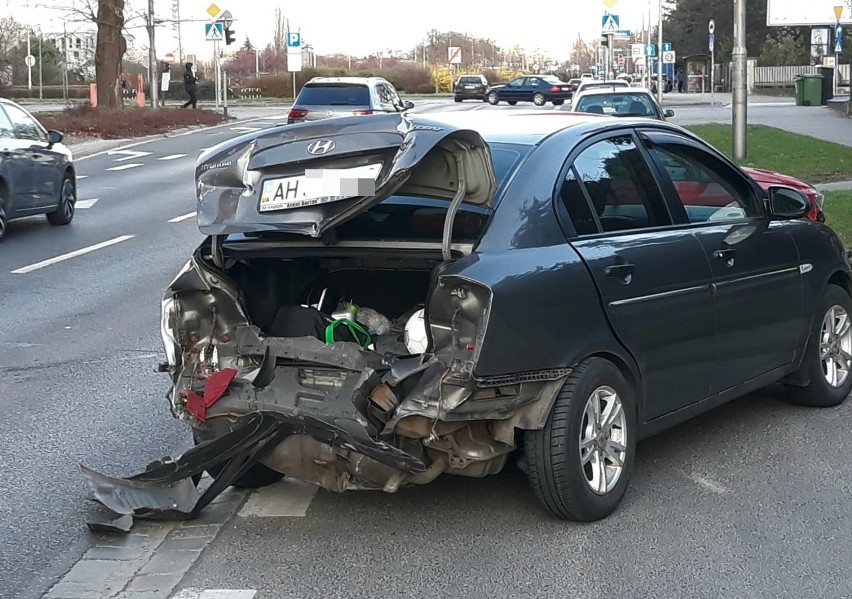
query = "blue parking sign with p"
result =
(287, 32, 301, 47)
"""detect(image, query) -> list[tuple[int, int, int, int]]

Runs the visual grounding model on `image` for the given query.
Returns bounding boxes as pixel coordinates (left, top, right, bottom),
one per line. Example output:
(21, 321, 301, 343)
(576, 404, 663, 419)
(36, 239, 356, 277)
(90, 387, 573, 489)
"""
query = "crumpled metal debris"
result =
(80, 409, 426, 532)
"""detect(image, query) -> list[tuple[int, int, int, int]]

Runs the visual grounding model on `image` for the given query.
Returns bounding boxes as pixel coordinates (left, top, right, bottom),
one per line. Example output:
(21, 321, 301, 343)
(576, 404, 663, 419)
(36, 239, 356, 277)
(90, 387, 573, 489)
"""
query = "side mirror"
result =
(767, 186, 810, 219)
(664, 109, 675, 117)
(403, 100, 415, 110)
(47, 130, 63, 145)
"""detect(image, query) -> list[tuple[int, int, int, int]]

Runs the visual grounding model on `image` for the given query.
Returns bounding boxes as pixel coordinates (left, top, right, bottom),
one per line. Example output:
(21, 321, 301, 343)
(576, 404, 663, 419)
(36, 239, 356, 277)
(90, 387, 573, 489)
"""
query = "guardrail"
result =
(754, 65, 850, 87)
(239, 87, 262, 99)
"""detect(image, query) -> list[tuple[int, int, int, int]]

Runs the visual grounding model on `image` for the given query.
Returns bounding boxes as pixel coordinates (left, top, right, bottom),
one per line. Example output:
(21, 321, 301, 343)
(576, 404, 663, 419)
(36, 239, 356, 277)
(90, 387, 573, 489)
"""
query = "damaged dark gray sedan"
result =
(86, 110, 852, 525)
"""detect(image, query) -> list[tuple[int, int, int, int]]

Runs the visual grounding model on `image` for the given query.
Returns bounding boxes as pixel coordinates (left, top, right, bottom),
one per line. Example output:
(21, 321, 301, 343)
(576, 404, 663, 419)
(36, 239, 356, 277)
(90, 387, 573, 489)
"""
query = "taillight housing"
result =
(428, 276, 493, 374)
(352, 110, 374, 115)
(288, 108, 308, 119)
(551, 86, 561, 93)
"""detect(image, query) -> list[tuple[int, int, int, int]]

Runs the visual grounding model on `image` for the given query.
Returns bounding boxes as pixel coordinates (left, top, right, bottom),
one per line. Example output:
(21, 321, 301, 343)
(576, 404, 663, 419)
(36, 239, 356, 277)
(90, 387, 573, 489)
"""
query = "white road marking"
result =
(159, 153, 188, 160)
(238, 478, 318, 517)
(257, 114, 290, 120)
(11, 235, 135, 274)
(75, 175, 88, 180)
(688, 472, 729, 494)
(230, 126, 262, 132)
(168, 211, 197, 223)
(198, 147, 214, 152)
(105, 163, 143, 171)
(107, 149, 153, 161)
(172, 590, 257, 599)
(76, 198, 98, 209)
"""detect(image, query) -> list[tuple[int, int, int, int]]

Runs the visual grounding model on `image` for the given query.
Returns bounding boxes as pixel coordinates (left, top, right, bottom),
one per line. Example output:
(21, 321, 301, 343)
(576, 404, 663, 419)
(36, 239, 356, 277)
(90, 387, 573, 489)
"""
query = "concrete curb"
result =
(815, 181, 852, 192)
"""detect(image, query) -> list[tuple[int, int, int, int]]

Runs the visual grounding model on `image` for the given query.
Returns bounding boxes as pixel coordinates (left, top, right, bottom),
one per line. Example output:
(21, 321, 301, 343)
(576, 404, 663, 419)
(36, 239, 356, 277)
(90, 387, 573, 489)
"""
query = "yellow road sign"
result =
(835, 5, 844, 20)
(206, 3, 221, 19)
(603, 0, 618, 8)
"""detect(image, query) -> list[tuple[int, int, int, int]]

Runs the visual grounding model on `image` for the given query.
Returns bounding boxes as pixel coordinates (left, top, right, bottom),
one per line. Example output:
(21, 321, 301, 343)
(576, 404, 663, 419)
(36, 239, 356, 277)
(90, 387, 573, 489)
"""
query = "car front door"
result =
(0, 104, 38, 211)
(502, 77, 525, 101)
(640, 129, 804, 392)
(559, 131, 719, 420)
(4, 103, 59, 209)
(521, 77, 539, 102)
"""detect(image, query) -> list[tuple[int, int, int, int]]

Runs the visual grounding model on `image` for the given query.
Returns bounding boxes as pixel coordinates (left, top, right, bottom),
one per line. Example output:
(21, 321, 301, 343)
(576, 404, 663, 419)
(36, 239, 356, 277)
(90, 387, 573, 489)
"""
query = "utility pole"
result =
(657, 0, 663, 105)
(38, 29, 42, 99)
(172, 0, 182, 60)
(27, 27, 32, 92)
(147, 0, 159, 109)
(646, 0, 652, 88)
(732, 0, 747, 160)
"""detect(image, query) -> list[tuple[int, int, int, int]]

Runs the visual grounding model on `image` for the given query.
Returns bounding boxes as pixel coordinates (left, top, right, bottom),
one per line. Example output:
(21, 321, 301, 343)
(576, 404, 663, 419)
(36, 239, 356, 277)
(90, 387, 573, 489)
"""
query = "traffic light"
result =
(601, 37, 609, 47)
(225, 27, 236, 45)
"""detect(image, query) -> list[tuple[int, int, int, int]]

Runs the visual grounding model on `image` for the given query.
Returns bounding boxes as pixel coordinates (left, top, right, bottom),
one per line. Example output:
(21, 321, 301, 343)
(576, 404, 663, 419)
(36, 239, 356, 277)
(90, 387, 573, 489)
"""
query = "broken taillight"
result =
(352, 110, 374, 115)
(288, 108, 308, 119)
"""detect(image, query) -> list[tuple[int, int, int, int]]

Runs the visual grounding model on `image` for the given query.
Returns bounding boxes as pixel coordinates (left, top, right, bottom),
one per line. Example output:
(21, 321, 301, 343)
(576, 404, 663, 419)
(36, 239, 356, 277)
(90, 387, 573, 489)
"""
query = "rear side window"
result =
(0, 107, 14, 138)
(296, 84, 371, 105)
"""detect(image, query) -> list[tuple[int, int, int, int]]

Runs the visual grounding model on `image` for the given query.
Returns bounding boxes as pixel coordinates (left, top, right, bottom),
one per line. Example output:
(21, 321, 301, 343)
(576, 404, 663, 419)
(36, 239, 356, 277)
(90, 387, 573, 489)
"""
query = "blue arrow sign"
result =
(709, 34, 715, 52)
(205, 22, 224, 42)
(835, 24, 843, 53)
(663, 42, 673, 52)
(644, 44, 656, 57)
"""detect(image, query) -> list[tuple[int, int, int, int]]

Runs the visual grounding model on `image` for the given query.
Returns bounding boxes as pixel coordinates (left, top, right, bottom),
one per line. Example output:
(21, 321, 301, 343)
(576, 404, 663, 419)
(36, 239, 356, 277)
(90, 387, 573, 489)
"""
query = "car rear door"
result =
(0, 103, 37, 210)
(558, 130, 718, 420)
(5, 103, 60, 208)
(501, 78, 525, 101)
(639, 128, 804, 392)
(521, 77, 538, 102)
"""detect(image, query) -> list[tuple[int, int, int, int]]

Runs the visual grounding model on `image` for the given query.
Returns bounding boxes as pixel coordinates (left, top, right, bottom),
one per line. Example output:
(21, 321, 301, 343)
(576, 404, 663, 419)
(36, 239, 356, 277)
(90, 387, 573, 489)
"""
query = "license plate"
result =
(465, 85, 476, 89)
(259, 163, 382, 212)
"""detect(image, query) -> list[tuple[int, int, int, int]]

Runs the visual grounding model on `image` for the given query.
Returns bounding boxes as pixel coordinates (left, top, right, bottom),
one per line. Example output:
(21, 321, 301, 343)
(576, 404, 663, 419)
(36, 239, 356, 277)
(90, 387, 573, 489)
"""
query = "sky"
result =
(8, 0, 660, 62)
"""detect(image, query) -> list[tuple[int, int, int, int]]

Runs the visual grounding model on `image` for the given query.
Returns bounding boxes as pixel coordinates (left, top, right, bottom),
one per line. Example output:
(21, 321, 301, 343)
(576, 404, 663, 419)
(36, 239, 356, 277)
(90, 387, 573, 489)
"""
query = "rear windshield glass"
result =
(333, 143, 530, 243)
(543, 76, 564, 84)
(297, 84, 371, 105)
(576, 93, 657, 117)
(458, 77, 483, 84)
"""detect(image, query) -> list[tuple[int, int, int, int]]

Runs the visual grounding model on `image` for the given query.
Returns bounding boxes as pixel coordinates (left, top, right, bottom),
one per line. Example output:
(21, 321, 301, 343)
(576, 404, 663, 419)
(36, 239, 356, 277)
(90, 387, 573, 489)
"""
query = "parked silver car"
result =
(0, 98, 76, 242)
(287, 77, 415, 124)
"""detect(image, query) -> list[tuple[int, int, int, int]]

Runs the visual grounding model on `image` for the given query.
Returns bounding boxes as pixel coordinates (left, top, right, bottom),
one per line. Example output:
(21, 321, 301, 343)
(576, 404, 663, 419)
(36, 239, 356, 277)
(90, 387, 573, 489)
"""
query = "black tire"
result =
(0, 188, 7, 243)
(191, 432, 284, 488)
(508, 100, 517, 105)
(47, 173, 75, 226)
(454, 96, 462, 103)
(525, 357, 637, 522)
(784, 285, 852, 407)
(488, 92, 499, 105)
(533, 93, 546, 106)
(553, 100, 565, 106)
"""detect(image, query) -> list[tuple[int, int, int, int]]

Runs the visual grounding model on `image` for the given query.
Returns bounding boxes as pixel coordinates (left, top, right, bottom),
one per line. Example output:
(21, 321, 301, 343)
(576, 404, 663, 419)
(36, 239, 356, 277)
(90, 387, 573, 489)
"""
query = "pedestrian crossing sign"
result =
(205, 22, 224, 42)
(602, 14, 620, 35)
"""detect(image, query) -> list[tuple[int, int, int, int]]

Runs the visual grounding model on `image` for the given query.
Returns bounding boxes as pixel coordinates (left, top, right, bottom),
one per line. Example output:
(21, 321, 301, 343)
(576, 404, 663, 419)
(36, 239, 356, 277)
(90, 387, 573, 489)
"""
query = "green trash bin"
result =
(794, 75, 805, 106)
(802, 73, 825, 106)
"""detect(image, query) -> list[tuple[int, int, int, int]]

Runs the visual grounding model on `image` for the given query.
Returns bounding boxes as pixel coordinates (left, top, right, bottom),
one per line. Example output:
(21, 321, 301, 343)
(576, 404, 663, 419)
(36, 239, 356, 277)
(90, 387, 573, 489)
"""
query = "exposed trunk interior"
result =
(222, 255, 440, 355)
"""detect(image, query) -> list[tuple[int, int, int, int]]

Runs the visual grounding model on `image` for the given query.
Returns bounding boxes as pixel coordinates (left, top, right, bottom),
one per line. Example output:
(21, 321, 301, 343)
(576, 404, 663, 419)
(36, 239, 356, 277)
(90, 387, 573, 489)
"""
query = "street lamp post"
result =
(657, 0, 663, 105)
(147, 0, 159, 110)
(38, 28, 43, 99)
(732, 0, 747, 160)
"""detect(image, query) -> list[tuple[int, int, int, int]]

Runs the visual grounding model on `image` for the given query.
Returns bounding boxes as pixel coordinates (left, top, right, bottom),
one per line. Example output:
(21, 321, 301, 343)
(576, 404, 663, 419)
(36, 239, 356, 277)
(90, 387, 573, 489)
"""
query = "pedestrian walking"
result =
(677, 69, 685, 93)
(182, 63, 199, 109)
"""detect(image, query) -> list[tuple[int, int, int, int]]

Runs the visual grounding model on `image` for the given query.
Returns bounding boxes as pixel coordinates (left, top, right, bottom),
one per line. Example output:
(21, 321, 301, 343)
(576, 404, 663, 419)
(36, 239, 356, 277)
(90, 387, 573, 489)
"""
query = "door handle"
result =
(605, 263, 636, 284)
(713, 248, 736, 266)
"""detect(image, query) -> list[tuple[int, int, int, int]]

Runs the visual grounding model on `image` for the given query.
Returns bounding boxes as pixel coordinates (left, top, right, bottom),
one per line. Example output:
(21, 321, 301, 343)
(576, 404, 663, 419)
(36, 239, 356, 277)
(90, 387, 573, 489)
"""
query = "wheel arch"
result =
(827, 269, 852, 298)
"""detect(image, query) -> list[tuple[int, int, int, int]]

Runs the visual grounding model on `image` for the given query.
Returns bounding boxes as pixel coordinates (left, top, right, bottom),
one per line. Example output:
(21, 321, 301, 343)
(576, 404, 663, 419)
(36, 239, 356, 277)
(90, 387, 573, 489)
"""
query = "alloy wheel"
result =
(61, 178, 75, 220)
(579, 385, 627, 495)
(820, 305, 852, 387)
(533, 93, 545, 106)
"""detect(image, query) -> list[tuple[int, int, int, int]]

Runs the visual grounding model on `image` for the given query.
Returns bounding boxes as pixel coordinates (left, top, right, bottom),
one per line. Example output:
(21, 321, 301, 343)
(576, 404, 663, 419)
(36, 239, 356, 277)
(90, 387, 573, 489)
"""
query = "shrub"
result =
(36, 105, 229, 139)
(415, 83, 435, 94)
(1, 85, 89, 99)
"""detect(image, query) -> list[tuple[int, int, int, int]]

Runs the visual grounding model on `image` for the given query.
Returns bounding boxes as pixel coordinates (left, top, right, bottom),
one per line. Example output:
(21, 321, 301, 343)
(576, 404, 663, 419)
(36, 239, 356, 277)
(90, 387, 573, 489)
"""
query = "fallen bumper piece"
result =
(80, 410, 426, 531)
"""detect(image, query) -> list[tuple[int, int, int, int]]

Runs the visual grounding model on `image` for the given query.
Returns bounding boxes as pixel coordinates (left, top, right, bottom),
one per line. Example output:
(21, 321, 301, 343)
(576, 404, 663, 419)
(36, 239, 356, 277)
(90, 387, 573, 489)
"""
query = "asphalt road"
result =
(2, 98, 852, 599)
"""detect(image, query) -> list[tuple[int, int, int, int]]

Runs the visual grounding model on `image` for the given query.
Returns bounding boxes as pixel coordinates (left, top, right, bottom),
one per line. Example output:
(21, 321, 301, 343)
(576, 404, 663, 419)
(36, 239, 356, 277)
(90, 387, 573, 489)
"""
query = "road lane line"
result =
(105, 163, 143, 171)
(76, 175, 88, 180)
(168, 211, 197, 223)
(11, 235, 135, 274)
(238, 479, 318, 517)
(159, 153, 188, 160)
(76, 198, 99, 209)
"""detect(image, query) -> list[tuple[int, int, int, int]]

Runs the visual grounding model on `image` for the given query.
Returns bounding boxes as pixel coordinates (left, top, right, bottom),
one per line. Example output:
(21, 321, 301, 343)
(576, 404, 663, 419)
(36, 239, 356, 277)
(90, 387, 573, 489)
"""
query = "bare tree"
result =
(273, 8, 286, 49)
(0, 17, 25, 72)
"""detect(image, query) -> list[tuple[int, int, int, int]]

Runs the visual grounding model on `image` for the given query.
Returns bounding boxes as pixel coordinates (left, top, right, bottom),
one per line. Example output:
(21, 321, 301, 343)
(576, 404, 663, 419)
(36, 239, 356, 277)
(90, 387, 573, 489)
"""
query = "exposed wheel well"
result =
(588, 351, 642, 416)
(828, 270, 852, 298)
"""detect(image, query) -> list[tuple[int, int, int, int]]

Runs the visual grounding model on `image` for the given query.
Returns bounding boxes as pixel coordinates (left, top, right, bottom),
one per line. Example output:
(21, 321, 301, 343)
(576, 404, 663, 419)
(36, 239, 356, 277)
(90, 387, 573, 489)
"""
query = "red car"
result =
(743, 167, 825, 223)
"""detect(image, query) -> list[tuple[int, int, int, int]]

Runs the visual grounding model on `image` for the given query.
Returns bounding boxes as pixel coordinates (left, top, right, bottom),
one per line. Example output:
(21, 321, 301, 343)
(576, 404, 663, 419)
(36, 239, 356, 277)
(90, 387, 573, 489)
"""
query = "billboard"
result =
(768, 0, 852, 25)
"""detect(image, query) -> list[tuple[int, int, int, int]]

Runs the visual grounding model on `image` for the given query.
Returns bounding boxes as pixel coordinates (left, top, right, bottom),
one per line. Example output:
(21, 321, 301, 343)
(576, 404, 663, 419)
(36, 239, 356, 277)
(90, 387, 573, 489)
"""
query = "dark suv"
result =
(453, 74, 489, 102)
(287, 76, 414, 124)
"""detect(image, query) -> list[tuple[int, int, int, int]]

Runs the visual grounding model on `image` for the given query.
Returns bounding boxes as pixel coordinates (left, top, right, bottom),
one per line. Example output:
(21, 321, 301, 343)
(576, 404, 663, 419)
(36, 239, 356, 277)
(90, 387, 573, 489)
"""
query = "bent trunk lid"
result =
(195, 113, 497, 238)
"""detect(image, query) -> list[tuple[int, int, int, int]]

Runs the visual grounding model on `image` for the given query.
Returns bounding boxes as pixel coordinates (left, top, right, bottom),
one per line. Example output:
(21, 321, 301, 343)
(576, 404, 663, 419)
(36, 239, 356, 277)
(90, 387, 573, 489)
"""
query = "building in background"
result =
(45, 30, 95, 70)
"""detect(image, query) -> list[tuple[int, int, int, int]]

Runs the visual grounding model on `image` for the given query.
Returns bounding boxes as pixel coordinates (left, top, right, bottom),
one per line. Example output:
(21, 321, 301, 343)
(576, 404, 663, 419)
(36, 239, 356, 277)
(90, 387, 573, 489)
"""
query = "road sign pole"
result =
(608, 34, 614, 78)
(657, 0, 663, 105)
(709, 19, 716, 107)
(214, 39, 221, 108)
(732, 0, 747, 161)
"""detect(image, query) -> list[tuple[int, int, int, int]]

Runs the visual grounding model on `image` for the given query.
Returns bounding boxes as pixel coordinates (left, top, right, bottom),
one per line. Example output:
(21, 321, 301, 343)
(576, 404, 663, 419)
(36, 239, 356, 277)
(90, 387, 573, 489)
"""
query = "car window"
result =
(560, 135, 670, 235)
(0, 107, 15, 138)
(376, 83, 397, 107)
(507, 78, 524, 87)
(527, 78, 539, 86)
(646, 141, 762, 224)
(4, 104, 46, 141)
(296, 84, 371, 106)
(576, 93, 657, 117)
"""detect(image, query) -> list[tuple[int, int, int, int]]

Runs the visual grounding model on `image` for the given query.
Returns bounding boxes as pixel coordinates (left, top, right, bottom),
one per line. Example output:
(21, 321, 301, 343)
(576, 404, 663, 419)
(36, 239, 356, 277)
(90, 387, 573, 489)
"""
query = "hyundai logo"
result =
(306, 139, 335, 155)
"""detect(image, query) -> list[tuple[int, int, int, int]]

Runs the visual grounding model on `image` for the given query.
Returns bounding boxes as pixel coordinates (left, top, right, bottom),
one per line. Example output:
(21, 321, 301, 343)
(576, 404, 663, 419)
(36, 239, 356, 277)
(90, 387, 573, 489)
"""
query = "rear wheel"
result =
(191, 432, 284, 488)
(533, 93, 546, 106)
(553, 100, 565, 106)
(784, 285, 852, 407)
(454, 96, 462, 102)
(488, 92, 499, 105)
(507, 100, 517, 105)
(47, 173, 75, 226)
(525, 358, 636, 521)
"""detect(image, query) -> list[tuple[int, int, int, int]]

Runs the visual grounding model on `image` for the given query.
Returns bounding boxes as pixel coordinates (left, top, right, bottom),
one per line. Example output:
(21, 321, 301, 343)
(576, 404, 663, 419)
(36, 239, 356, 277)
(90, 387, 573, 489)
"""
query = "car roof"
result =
(305, 76, 387, 85)
(576, 87, 654, 97)
(412, 109, 661, 144)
